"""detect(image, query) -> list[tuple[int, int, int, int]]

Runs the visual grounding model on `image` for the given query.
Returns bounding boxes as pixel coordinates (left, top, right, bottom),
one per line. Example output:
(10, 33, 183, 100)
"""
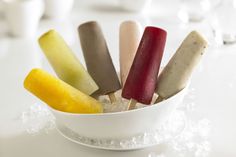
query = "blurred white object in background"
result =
(3, 0, 44, 38)
(119, 0, 152, 13)
(178, 0, 212, 22)
(44, 0, 74, 19)
(0, 1, 4, 18)
(209, 0, 236, 45)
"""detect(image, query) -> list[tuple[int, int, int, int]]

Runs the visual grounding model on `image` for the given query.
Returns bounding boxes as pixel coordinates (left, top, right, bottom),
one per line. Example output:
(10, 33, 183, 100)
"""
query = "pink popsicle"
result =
(122, 26, 167, 109)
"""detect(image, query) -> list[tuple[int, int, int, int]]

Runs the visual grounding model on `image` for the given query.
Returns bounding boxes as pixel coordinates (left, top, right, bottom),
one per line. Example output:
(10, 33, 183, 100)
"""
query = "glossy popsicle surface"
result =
(24, 69, 103, 114)
(156, 31, 208, 100)
(78, 21, 121, 96)
(119, 21, 142, 86)
(39, 30, 98, 95)
(122, 27, 167, 104)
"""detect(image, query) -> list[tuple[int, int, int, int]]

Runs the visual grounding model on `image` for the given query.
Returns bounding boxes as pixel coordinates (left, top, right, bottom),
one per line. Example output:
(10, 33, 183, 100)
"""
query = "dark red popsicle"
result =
(122, 26, 167, 105)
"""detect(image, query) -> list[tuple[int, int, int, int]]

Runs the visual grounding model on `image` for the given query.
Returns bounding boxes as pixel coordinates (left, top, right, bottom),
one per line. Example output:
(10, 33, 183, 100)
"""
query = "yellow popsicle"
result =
(24, 68, 103, 114)
(38, 30, 98, 95)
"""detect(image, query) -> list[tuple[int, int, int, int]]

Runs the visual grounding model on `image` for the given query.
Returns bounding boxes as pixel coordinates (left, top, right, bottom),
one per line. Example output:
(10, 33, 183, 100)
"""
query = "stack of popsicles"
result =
(24, 20, 208, 114)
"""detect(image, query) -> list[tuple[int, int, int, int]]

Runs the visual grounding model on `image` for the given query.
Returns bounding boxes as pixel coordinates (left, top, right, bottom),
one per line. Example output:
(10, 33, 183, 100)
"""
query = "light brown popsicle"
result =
(119, 21, 142, 86)
(155, 31, 208, 102)
(78, 21, 121, 103)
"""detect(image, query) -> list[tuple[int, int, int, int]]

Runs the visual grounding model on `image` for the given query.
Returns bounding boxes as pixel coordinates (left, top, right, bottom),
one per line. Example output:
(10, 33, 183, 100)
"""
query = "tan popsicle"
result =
(119, 21, 142, 86)
(155, 31, 208, 103)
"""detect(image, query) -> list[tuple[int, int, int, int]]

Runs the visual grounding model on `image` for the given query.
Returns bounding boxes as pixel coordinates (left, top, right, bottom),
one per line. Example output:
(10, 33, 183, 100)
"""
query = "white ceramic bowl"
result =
(50, 88, 187, 140)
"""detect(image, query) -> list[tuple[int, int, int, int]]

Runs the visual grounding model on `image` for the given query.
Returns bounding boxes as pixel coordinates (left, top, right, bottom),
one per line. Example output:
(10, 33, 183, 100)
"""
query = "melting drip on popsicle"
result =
(24, 69, 103, 114)
(122, 27, 167, 110)
(119, 20, 142, 87)
(38, 30, 99, 95)
(78, 21, 121, 104)
(155, 31, 208, 103)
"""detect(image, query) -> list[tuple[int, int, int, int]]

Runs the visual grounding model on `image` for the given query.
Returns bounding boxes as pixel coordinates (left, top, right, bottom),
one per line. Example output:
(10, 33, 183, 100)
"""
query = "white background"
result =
(1, 0, 236, 156)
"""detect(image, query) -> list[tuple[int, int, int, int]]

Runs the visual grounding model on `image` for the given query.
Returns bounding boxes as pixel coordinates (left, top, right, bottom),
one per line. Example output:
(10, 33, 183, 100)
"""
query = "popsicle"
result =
(78, 21, 121, 103)
(24, 68, 103, 114)
(119, 21, 142, 86)
(155, 31, 208, 102)
(122, 27, 167, 110)
(38, 30, 98, 95)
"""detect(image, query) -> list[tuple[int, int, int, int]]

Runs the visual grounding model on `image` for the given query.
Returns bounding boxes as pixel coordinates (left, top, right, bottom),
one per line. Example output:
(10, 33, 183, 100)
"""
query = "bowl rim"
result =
(49, 86, 187, 117)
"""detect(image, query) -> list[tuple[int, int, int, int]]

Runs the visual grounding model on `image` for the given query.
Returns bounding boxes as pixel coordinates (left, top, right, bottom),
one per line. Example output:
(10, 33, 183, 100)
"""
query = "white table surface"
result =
(1, 0, 236, 157)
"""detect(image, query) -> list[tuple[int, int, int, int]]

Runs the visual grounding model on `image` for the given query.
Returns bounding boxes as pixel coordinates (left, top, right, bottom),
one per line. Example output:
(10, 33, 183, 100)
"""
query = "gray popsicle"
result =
(155, 31, 208, 102)
(78, 21, 121, 99)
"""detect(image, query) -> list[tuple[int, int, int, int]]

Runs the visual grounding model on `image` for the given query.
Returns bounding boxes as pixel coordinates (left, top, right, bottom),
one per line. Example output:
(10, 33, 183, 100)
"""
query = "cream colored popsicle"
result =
(38, 30, 98, 95)
(119, 21, 142, 86)
(155, 31, 208, 102)
(24, 68, 103, 114)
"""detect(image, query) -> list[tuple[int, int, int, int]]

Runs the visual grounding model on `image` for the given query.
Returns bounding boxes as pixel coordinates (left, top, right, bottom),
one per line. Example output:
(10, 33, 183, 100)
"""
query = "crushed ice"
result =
(166, 118, 211, 157)
(58, 109, 186, 149)
(148, 87, 211, 157)
(100, 91, 147, 113)
(21, 88, 211, 156)
(21, 103, 55, 134)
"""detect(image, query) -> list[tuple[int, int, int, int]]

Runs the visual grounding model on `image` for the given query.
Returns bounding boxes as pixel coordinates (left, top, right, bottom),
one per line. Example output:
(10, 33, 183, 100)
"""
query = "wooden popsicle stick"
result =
(108, 92, 117, 104)
(127, 98, 137, 110)
(155, 96, 164, 104)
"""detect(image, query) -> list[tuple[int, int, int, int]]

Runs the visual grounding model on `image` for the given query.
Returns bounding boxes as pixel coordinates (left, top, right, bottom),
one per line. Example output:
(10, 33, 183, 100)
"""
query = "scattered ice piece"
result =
(57, 109, 186, 150)
(167, 117, 211, 157)
(197, 119, 211, 138)
(186, 102, 196, 112)
(21, 103, 55, 134)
